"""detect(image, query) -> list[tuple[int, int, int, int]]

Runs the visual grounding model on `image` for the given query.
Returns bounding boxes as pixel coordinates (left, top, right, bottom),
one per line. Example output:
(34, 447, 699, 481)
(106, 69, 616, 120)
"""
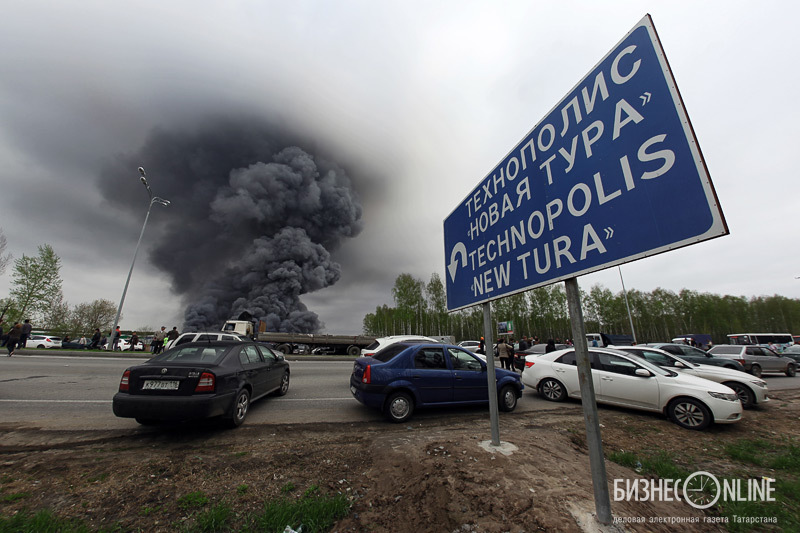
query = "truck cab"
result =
(223, 320, 254, 338)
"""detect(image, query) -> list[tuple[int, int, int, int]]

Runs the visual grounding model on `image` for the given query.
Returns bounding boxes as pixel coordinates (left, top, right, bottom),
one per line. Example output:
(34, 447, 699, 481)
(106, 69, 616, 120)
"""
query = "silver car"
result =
(614, 345, 769, 409)
(708, 345, 797, 378)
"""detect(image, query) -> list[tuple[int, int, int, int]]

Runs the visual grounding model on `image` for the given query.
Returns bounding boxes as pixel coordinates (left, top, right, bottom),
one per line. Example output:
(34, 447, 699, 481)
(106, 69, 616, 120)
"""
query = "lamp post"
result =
(107, 167, 170, 350)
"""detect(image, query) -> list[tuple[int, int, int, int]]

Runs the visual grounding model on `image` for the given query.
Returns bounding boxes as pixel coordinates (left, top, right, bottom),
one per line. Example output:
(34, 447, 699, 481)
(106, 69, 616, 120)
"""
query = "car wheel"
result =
(273, 371, 290, 396)
(276, 344, 291, 354)
(499, 384, 518, 412)
(786, 364, 796, 377)
(347, 345, 360, 356)
(723, 381, 755, 409)
(37, 344, 45, 349)
(226, 389, 250, 428)
(538, 378, 567, 402)
(384, 391, 414, 423)
(750, 364, 762, 378)
(667, 397, 711, 430)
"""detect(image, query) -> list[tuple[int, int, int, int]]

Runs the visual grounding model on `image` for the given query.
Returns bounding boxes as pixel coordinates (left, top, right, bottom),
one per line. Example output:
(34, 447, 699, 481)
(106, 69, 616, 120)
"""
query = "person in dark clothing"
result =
(89, 328, 101, 349)
(130, 332, 139, 351)
(545, 339, 557, 353)
(6, 322, 22, 356)
(19, 319, 32, 349)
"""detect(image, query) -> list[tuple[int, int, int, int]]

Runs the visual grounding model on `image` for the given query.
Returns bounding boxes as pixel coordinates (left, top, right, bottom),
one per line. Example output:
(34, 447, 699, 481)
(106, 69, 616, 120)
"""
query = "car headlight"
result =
(751, 380, 767, 388)
(708, 391, 739, 402)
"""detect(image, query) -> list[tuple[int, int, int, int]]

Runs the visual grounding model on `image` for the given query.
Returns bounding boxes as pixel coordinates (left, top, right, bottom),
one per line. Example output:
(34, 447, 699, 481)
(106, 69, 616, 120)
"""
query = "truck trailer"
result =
(223, 318, 376, 356)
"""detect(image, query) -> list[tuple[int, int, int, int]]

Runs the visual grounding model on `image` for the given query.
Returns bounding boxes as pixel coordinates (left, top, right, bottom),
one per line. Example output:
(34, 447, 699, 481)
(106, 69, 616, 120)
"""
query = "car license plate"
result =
(142, 380, 179, 391)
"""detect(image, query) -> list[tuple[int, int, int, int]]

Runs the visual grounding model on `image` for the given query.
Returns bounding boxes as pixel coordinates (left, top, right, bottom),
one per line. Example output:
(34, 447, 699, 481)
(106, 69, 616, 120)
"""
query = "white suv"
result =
(165, 332, 249, 350)
(360, 335, 440, 357)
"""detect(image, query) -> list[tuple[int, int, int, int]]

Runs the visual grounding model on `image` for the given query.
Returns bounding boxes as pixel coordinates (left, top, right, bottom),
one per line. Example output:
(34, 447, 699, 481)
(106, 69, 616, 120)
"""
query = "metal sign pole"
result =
(564, 277, 612, 525)
(482, 302, 501, 446)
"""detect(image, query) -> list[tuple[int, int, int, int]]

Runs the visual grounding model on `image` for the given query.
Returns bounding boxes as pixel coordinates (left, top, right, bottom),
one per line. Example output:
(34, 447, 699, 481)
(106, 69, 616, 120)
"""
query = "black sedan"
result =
(113, 340, 290, 427)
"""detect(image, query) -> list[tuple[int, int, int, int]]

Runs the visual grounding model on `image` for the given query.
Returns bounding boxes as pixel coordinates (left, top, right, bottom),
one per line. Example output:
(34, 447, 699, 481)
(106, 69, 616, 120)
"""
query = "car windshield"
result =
(151, 345, 229, 364)
(604, 349, 674, 377)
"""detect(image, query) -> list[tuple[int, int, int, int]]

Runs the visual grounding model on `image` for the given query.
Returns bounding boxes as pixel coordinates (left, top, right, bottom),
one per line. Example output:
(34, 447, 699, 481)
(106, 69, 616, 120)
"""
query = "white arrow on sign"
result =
(640, 91, 651, 106)
(448, 242, 468, 281)
(604, 227, 614, 239)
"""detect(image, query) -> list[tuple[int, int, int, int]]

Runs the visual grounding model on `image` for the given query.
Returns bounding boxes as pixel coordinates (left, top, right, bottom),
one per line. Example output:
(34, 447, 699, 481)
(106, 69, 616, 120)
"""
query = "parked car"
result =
(62, 339, 88, 349)
(782, 344, 800, 364)
(513, 343, 568, 370)
(458, 340, 481, 351)
(101, 338, 144, 351)
(612, 345, 769, 409)
(350, 343, 523, 422)
(707, 345, 797, 378)
(360, 335, 440, 357)
(25, 335, 62, 349)
(165, 332, 249, 351)
(113, 340, 290, 427)
(521, 347, 742, 430)
(641, 343, 746, 372)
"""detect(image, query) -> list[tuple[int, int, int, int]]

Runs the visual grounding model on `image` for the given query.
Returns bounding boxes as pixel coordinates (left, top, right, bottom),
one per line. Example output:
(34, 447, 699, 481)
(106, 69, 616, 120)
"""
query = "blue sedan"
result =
(350, 343, 523, 422)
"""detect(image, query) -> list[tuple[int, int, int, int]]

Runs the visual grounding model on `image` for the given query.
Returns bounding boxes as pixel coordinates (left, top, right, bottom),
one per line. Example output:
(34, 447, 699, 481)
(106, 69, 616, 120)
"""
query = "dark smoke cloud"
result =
(100, 116, 363, 332)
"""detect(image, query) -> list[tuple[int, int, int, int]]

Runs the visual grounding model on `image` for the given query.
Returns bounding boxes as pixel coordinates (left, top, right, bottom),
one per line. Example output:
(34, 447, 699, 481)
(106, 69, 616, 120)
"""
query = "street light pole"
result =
(107, 167, 170, 350)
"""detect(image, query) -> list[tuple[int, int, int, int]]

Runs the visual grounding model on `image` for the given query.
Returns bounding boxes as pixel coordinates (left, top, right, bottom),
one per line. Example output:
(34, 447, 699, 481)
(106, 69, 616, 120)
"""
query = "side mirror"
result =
(674, 361, 687, 368)
(635, 368, 652, 377)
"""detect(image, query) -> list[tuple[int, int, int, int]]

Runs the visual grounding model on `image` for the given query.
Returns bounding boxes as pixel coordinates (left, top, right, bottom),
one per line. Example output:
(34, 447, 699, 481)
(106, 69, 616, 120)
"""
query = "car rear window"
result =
(710, 346, 740, 354)
(373, 344, 409, 362)
(153, 345, 228, 364)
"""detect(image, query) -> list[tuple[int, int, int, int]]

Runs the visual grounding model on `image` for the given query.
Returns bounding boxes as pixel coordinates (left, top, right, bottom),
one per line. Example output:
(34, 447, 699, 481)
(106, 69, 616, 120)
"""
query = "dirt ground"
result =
(1, 389, 799, 532)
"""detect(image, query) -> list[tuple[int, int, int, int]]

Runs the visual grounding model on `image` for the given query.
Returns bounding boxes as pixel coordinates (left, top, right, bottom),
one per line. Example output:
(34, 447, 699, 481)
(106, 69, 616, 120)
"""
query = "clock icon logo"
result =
(683, 471, 721, 509)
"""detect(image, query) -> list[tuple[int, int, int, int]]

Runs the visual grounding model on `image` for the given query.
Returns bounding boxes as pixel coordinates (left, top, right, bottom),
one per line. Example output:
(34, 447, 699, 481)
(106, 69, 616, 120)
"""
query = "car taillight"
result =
(195, 372, 215, 392)
(362, 365, 371, 384)
(525, 361, 535, 369)
(119, 370, 130, 392)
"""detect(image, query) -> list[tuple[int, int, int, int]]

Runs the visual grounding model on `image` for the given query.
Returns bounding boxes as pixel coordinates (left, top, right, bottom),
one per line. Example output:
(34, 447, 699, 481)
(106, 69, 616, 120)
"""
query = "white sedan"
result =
(521, 347, 742, 430)
(25, 335, 63, 349)
(611, 345, 769, 409)
(102, 338, 144, 351)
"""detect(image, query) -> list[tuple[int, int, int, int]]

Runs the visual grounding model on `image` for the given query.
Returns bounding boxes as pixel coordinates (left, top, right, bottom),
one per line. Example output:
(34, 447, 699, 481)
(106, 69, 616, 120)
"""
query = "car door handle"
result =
(601, 377, 614, 381)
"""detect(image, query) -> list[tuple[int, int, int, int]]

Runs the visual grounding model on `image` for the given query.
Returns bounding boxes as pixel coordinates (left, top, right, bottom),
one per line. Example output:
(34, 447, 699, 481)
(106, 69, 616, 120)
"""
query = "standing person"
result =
(166, 327, 180, 349)
(6, 322, 22, 356)
(0, 319, 4, 347)
(130, 332, 139, 352)
(497, 337, 511, 370)
(478, 336, 485, 355)
(518, 336, 530, 352)
(111, 326, 121, 351)
(79, 334, 87, 348)
(545, 339, 557, 353)
(19, 319, 32, 349)
(89, 328, 101, 349)
(152, 326, 167, 354)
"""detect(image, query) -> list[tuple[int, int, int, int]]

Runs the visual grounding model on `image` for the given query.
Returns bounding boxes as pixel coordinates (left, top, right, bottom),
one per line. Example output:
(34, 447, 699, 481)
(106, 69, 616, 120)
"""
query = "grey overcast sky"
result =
(1, 1, 797, 335)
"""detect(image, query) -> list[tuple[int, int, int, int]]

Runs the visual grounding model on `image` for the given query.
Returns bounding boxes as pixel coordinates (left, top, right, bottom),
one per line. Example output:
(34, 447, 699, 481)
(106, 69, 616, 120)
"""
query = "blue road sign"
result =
(444, 15, 727, 312)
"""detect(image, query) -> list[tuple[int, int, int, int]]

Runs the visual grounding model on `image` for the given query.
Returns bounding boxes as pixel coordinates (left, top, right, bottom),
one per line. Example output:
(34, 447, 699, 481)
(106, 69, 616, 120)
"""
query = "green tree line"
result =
(363, 272, 800, 344)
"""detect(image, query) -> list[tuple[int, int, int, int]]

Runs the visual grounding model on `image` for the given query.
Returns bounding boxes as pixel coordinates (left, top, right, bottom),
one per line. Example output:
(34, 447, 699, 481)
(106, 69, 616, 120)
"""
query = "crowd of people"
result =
(0, 318, 33, 356)
(475, 335, 574, 373)
(0, 319, 181, 354)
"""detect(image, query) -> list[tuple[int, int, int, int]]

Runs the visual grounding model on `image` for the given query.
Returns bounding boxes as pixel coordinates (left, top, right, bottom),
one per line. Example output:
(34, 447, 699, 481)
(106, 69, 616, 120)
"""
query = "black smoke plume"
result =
(100, 117, 363, 332)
